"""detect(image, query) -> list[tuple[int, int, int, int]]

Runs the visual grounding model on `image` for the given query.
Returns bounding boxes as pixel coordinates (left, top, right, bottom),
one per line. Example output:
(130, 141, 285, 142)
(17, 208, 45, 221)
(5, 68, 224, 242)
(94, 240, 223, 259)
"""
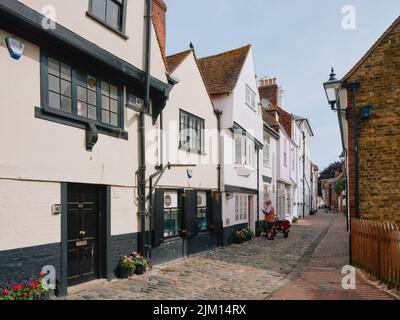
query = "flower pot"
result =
(135, 266, 147, 275)
(38, 291, 50, 300)
(117, 267, 132, 279)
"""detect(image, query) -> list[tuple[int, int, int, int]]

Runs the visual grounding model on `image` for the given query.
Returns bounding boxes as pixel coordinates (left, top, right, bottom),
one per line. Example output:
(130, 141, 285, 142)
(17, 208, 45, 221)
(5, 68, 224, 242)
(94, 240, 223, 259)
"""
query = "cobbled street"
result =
(62, 213, 396, 300)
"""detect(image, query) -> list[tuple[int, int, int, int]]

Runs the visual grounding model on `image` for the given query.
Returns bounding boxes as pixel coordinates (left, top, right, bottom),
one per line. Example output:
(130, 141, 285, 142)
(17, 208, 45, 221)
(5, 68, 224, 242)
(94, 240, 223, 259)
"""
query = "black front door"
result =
(67, 184, 99, 286)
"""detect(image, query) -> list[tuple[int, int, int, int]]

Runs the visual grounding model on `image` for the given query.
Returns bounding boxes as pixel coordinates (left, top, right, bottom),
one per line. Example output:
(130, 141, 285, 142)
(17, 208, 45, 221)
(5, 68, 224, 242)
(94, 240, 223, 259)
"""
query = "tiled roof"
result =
(166, 50, 192, 73)
(262, 109, 279, 127)
(266, 105, 293, 139)
(198, 45, 251, 95)
(343, 16, 400, 81)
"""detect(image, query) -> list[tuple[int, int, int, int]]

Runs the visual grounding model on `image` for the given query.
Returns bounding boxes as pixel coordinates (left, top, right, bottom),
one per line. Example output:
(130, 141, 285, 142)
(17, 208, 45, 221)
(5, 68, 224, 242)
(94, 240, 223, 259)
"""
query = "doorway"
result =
(67, 184, 102, 286)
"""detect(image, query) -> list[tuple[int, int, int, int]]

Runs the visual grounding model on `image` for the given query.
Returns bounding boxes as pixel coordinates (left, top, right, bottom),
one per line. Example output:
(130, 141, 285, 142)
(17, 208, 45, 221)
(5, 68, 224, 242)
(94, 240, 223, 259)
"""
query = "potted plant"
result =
(233, 229, 247, 244)
(131, 252, 150, 275)
(242, 228, 254, 240)
(117, 256, 136, 279)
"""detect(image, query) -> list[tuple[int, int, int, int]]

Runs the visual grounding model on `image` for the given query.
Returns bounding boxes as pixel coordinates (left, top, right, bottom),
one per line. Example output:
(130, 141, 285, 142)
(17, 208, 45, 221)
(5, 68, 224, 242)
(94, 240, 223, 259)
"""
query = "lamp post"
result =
(323, 68, 346, 113)
(323, 68, 359, 266)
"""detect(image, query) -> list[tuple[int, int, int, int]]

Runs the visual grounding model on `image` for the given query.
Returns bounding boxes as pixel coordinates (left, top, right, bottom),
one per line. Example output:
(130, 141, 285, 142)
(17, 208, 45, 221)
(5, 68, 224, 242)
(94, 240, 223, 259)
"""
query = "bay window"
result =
(234, 133, 255, 169)
(263, 132, 270, 166)
(40, 54, 125, 136)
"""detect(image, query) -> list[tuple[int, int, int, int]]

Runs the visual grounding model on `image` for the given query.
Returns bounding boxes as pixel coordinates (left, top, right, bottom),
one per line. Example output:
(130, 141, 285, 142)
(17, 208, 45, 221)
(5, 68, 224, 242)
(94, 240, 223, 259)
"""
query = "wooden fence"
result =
(351, 218, 400, 290)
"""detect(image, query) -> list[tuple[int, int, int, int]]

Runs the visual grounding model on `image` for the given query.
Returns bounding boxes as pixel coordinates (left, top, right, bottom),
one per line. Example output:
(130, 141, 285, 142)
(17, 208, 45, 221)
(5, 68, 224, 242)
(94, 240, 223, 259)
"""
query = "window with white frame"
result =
(245, 86, 256, 109)
(277, 184, 285, 218)
(292, 148, 295, 170)
(263, 132, 270, 166)
(286, 187, 292, 215)
(235, 195, 239, 221)
(234, 133, 255, 168)
(235, 194, 249, 221)
(284, 141, 288, 167)
(264, 185, 271, 205)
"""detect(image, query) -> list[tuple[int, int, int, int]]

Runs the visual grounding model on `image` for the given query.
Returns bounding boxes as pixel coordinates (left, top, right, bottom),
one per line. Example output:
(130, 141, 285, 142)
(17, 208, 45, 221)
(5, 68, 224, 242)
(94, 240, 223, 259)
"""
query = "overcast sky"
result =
(165, 0, 400, 170)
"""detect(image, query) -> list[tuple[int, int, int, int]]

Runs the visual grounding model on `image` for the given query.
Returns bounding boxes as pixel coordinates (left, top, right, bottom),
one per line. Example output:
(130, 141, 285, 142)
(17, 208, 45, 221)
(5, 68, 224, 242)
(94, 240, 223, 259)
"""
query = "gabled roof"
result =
(198, 44, 251, 95)
(166, 47, 216, 110)
(293, 114, 314, 137)
(343, 16, 400, 81)
(265, 105, 293, 139)
(166, 50, 192, 73)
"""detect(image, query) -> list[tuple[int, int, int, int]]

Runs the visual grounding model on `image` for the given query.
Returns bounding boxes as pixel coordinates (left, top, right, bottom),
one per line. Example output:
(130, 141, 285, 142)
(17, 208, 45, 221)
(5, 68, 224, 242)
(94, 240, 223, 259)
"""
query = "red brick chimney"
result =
(153, 0, 167, 59)
(259, 78, 278, 107)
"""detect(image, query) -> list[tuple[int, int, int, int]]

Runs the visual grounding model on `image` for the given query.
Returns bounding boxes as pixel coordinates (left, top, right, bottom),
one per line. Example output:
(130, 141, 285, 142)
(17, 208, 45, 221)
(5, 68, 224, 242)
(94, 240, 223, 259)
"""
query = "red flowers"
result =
(39, 272, 46, 277)
(0, 272, 49, 300)
(12, 284, 23, 291)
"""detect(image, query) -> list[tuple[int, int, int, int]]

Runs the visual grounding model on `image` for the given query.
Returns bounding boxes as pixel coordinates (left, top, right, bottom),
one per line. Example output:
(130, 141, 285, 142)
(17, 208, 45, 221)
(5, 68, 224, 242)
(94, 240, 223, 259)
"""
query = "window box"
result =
(235, 165, 253, 177)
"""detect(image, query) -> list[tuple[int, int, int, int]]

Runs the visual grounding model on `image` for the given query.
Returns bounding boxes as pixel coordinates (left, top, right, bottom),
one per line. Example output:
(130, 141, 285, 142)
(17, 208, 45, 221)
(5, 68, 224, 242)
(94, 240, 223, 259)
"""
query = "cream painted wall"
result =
(216, 47, 263, 192)
(232, 48, 263, 143)
(277, 127, 291, 185)
(18, 0, 167, 83)
(156, 51, 218, 190)
(260, 132, 278, 212)
(0, 30, 141, 187)
(222, 194, 256, 229)
(110, 186, 138, 236)
(0, 179, 61, 251)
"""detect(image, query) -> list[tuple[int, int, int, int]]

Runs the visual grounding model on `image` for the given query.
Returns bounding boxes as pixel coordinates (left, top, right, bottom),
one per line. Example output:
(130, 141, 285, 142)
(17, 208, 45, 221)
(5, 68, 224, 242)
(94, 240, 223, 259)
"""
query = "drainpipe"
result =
(350, 83, 360, 266)
(147, 111, 164, 259)
(214, 109, 222, 246)
(351, 86, 360, 220)
(138, 0, 153, 256)
(302, 131, 306, 219)
(214, 109, 223, 193)
(256, 148, 260, 227)
(342, 81, 360, 265)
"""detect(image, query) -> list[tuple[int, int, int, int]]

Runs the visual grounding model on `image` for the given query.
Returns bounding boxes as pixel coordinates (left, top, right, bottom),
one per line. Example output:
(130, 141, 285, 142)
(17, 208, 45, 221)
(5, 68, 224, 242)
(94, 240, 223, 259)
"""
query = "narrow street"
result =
(63, 212, 397, 300)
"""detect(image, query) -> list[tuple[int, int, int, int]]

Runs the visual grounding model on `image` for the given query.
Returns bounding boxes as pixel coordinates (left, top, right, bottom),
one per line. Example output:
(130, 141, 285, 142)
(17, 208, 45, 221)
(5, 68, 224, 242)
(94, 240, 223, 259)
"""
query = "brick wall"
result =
(259, 83, 278, 107)
(345, 20, 400, 225)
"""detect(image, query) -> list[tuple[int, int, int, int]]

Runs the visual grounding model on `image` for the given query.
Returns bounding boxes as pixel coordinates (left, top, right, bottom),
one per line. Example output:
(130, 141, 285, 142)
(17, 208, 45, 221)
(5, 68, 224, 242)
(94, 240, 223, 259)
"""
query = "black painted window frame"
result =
(179, 109, 205, 155)
(87, 0, 128, 39)
(38, 50, 127, 139)
(163, 190, 183, 239)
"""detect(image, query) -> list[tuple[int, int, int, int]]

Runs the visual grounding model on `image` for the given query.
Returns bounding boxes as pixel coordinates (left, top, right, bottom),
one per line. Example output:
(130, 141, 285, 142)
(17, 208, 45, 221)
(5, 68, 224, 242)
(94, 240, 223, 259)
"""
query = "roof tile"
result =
(198, 45, 251, 95)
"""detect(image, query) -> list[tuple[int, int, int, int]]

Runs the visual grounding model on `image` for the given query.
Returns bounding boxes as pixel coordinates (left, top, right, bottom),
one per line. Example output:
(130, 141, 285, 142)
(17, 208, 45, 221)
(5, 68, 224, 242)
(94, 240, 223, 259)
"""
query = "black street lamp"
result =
(323, 68, 346, 113)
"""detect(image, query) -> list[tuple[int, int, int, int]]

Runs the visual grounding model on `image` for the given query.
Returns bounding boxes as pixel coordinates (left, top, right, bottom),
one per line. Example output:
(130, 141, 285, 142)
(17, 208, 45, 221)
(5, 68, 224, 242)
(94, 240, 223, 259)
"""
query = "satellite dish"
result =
(261, 98, 270, 108)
